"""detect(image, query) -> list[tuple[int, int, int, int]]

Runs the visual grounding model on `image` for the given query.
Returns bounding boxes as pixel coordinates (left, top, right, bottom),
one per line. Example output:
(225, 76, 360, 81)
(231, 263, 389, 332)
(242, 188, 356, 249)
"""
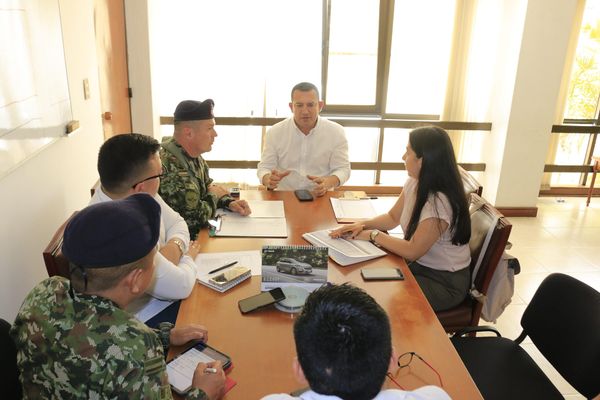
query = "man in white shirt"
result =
(257, 82, 350, 196)
(90, 133, 199, 300)
(261, 284, 450, 400)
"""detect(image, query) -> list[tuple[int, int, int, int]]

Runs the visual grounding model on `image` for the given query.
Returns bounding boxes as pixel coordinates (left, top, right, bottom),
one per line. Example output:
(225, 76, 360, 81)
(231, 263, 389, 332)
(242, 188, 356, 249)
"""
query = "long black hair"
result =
(404, 126, 470, 245)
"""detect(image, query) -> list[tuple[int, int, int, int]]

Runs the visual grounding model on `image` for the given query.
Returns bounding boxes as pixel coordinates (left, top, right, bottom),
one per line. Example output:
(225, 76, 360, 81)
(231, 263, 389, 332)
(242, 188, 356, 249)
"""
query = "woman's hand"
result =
(329, 223, 365, 239)
(170, 324, 208, 346)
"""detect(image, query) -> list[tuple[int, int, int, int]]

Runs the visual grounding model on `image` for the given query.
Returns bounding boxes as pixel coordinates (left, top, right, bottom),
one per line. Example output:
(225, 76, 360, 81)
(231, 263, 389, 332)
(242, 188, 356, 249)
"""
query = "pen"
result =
(209, 261, 238, 274)
(204, 367, 217, 374)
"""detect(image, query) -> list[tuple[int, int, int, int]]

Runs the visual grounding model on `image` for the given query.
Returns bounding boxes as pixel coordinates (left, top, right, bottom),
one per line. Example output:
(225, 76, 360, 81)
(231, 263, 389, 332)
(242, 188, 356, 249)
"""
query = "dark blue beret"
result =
(174, 99, 214, 122)
(62, 193, 161, 268)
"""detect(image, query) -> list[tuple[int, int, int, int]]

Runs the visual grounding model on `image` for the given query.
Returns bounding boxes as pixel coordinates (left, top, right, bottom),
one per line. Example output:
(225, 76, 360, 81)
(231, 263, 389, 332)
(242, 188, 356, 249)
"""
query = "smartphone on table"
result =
(361, 268, 405, 281)
(238, 288, 286, 314)
(294, 189, 314, 202)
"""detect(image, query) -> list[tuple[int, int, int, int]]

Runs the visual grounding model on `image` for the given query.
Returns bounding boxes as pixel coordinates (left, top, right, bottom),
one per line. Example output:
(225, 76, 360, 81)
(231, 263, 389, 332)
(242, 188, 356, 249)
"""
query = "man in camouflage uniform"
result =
(11, 194, 225, 399)
(159, 99, 251, 237)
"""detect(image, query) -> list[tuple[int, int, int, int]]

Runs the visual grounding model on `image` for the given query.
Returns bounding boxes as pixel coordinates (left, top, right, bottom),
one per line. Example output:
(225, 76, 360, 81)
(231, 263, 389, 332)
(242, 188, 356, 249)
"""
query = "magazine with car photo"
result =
(261, 245, 328, 292)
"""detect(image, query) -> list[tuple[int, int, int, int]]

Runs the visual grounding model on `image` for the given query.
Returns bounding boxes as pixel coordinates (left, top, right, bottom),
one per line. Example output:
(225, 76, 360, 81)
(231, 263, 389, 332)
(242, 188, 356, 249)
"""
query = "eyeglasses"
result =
(386, 351, 443, 390)
(131, 167, 165, 188)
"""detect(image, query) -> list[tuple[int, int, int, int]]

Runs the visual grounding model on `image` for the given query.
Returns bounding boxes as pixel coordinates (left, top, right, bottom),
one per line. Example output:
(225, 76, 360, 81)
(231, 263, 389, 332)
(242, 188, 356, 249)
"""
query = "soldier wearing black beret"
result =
(11, 194, 225, 400)
(159, 99, 251, 237)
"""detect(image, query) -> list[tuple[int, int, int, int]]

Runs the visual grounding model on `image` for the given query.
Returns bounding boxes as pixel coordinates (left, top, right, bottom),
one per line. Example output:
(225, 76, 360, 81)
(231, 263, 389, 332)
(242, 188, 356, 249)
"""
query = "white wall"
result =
(125, 0, 160, 139)
(0, 0, 103, 321)
(482, 0, 579, 207)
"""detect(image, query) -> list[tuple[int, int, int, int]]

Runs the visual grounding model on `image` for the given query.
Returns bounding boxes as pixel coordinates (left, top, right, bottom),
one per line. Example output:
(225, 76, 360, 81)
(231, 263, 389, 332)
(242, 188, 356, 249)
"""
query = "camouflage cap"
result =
(174, 99, 214, 122)
(62, 193, 161, 268)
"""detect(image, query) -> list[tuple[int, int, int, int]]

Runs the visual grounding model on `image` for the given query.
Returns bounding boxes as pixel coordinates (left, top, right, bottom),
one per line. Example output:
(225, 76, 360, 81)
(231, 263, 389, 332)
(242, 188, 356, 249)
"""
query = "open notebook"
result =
(302, 229, 387, 266)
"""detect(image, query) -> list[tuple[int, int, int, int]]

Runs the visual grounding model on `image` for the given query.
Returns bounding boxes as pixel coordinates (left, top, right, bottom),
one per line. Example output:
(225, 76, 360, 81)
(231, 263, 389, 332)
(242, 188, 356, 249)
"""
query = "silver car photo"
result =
(276, 257, 313, 275)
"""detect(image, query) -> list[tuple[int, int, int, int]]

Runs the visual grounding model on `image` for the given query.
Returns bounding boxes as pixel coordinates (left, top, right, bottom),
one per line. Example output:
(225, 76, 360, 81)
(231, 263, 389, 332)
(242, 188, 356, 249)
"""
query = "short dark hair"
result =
(291, 82, 320, 101)
(97, 133, 160, 194)
(294, 284, 391, 400)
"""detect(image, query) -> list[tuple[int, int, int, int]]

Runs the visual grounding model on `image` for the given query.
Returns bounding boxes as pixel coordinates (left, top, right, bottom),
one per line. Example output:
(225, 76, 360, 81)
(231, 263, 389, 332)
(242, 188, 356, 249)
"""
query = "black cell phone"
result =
(294, 189, 314, 202)
(238, 288, 286, 314)
(361, 268, 405, 281)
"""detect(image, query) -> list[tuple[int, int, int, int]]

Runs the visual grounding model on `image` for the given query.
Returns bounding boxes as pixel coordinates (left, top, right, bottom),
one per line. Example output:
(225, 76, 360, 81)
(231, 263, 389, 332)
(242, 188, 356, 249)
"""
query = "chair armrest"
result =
(452, 325, 502, 338)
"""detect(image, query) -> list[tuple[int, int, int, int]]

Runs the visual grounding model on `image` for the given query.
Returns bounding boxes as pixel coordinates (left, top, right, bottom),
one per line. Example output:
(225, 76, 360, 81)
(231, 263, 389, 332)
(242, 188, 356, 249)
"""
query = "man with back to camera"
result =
(91, 133, 200, 301)
(160, 99, 251, 237)
(257, 82, 350, 196)
(261, 283, 450, 400)
(11, 194, 225, 399)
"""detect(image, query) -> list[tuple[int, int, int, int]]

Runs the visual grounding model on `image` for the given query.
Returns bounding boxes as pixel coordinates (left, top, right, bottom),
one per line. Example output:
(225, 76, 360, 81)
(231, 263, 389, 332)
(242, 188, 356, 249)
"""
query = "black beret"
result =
(62, 193, 161, 268)
(174, 99, 215, 122)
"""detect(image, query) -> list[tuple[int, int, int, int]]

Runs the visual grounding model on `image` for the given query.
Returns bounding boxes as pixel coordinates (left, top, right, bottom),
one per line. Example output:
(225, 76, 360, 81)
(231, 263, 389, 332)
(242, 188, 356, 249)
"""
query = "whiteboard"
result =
(0, 0, 72, 178)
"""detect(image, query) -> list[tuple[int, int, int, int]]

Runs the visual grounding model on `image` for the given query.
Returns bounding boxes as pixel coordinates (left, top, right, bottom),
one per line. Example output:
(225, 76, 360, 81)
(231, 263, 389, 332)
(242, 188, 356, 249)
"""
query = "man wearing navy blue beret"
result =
(159, 99, 251, 237)
(11, 194, 225, 400)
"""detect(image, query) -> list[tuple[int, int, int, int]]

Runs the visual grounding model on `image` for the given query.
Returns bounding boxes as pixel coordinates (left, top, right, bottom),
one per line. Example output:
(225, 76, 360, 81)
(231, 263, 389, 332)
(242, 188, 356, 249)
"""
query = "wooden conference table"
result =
(172, 190, 482, 399)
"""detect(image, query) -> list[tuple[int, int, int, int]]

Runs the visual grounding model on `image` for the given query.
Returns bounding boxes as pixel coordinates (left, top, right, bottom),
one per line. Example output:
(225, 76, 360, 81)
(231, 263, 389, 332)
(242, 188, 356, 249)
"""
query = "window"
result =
(386, 0, 456, 116)
(324, 0, 380, 107)
(551, 0, 600, 186)
(151, 1, 471, 187)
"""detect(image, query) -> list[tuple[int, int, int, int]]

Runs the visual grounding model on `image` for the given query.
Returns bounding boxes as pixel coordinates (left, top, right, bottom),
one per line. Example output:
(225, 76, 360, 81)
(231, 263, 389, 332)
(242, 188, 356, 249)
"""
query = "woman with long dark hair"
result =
(330, 126, 471, 311)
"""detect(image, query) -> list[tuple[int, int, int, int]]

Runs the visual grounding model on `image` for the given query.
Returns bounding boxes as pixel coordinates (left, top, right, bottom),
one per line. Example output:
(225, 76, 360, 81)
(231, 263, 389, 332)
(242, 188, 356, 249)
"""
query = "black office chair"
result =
(0, 318, 22, 399)
(451, 273, 600, 400)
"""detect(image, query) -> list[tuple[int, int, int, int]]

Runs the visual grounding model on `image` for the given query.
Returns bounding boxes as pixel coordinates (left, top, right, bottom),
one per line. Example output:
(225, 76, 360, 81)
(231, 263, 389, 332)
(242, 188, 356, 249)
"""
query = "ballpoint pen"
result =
(209, 261, 238, 274)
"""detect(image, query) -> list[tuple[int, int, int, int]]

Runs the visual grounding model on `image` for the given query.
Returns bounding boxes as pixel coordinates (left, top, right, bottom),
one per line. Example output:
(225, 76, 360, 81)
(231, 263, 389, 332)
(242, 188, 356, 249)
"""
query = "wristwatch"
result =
(369, 230, 380, 245)
(157, 322, 174, 357)
(171, 238, 185, 255)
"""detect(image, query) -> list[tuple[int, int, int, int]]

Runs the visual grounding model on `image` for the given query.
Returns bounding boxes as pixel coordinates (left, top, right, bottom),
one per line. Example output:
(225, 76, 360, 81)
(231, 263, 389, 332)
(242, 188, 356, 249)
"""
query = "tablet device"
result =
(167, 342, 231, 394)
(361, 268, 404, 281)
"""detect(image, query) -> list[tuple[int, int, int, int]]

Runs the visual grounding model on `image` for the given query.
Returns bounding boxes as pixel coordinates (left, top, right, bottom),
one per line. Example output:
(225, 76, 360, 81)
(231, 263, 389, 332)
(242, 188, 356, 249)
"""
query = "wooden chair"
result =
(42, 212, 78, 278)
(459, 166, 483, 196)
(436, 193, 512, 333)
(451, 273, 600, 400)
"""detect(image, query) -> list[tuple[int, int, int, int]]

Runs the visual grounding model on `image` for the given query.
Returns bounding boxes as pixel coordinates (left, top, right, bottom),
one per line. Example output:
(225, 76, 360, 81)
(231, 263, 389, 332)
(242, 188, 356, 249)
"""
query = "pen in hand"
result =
(209, 261, 238, 274)
(204, 367, 218, 374)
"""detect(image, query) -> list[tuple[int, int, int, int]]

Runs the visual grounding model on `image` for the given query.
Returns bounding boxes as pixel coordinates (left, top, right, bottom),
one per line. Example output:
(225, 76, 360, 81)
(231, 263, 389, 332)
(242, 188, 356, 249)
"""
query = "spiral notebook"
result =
(198, 266, 251, 293)
(261, 245, 328, 292)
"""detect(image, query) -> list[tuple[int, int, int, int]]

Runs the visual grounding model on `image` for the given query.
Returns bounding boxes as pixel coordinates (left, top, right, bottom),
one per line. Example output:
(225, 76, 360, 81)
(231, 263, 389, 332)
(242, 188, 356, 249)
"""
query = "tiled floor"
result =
(482, 197, 600, 399)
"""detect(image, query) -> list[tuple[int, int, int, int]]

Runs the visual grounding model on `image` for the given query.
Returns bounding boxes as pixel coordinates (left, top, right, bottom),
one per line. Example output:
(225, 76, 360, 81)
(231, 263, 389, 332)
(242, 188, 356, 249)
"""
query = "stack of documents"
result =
(212, 200, 287, 238)
(198, 266, 251, 293)
(196, 250, 261, 292)
(302, 229, 387, 266)
(329, 197, 404, 238)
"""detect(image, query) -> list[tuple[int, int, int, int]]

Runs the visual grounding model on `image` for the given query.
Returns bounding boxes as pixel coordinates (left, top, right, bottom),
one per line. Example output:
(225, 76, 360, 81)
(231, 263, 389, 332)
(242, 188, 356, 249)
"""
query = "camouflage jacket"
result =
(11, 276, 207, 400)
(159, 137, 234, 238)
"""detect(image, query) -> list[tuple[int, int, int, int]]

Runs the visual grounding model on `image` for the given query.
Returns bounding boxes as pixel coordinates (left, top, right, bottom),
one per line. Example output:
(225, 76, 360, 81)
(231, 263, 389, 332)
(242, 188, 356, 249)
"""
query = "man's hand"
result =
(186, 240, 201, 259)
(263, 169, 291, 190)
(192, 361, 226, 400)
(228, 200, 251, 216)
(159, 239, 183, 264)
(307, 175, 339, 197)
(208, 184, 229, 199)
(170, 324, 208, 346)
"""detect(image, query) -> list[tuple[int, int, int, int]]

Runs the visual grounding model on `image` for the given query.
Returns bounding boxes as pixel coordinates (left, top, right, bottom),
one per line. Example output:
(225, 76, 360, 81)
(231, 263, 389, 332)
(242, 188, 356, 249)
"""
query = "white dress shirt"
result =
(90, 188, 198, 300)
(257, 117, 350, 190)
(261, 387, 451, 400)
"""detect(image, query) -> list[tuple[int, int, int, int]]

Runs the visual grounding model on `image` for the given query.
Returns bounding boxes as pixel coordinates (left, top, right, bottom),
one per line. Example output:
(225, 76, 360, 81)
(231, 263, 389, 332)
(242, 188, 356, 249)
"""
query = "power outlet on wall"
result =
(83, 78, 91, 100)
